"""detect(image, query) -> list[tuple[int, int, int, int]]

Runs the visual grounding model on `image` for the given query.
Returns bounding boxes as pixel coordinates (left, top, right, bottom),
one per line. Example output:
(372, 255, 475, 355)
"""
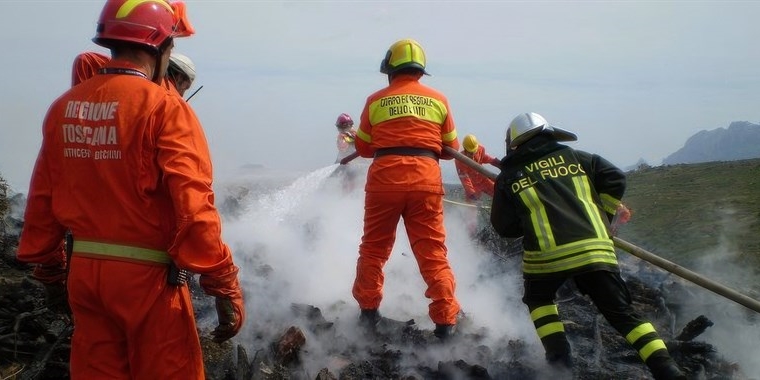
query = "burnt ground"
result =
(1, 227, 754, 380)
(0, 187, 755, 380)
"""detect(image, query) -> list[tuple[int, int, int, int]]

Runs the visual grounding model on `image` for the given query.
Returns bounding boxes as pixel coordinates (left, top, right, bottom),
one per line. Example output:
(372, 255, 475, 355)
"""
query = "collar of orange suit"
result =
(389, 72, 423, 84)
(99, 59, 149, 80)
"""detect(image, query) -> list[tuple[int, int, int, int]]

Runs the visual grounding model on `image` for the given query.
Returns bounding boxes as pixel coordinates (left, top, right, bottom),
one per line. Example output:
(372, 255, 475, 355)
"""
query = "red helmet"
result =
(93, 0, 195, 51)
(335, 113, 354, 128)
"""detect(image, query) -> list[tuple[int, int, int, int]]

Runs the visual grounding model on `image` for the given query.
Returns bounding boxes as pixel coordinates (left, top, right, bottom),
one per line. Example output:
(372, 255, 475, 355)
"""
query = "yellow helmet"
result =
(463, 134, 479, 153)
(379, 39, 429, 75)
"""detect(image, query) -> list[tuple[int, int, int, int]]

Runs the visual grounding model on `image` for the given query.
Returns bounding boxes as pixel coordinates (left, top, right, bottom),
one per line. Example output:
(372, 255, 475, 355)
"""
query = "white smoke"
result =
(217, 164, 538, 376)
(669, 206, 760, 378)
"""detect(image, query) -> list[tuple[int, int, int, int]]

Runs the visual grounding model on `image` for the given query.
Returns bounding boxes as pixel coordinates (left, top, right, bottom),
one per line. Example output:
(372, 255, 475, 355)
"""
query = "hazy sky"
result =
(1, 1, 759, 193)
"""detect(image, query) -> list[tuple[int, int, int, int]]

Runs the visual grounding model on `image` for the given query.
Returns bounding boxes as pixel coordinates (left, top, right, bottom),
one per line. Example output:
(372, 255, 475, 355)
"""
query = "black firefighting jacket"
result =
(491, 133, 626, 278)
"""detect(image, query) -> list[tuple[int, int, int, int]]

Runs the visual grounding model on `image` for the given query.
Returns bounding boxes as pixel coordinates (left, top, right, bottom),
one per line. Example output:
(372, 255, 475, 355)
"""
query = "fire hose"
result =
(443, 146, 760, 314)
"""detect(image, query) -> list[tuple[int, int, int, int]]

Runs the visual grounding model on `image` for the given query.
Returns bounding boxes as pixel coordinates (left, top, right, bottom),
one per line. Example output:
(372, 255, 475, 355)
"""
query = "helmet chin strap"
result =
(153, 38, 174, 84)
(152, 54, 164, 84)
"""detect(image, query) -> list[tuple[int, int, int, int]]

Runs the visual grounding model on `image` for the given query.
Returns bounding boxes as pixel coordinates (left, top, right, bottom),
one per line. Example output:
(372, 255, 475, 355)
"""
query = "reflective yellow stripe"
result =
(573, 176, 609, 239)
(523, 251, 618, 274)
(367, 95, 447, 125)
(599, 193, 621, 215)
(442, 129, 457, 142)
(73, 240, 171, 264)
(524, 238, 615, 261)
(519, 187, 554, 250)
(530, 305, 559, 321)
(625, 322, 656, 344)
(356, 128, 371, 143)
(522, 239, 618, 274)
(639, 339, 667, 361)
(536, 321, 565, 338)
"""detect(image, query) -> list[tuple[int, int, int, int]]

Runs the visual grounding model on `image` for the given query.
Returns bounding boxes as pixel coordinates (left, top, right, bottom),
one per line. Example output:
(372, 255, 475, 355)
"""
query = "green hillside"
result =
(620, 158, 760, 271)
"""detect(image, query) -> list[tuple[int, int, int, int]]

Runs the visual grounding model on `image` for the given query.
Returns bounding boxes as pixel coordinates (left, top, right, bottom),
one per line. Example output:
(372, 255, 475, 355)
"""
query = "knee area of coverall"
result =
(522, 277, 565, 306)
(423, 273, 457, 300)
(575, 271, 633, 305)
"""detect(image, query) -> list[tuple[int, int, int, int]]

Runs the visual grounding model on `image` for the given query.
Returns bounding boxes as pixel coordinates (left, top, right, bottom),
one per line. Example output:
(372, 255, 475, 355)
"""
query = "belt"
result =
(72, 240, 171, 264)
(374, 147, 439, 160)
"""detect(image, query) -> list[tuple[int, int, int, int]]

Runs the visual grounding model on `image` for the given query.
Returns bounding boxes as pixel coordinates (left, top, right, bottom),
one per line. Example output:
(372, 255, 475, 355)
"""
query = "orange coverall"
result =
(455, 145, 501, 199)
(352, 73, 461, 326)
(17, 59, 241, 379)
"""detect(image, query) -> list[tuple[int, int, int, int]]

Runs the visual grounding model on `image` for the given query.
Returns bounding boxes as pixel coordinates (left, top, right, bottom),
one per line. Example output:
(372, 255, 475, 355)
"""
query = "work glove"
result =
(610, 203, 632, 236)
(211, 296, 244, 343)
(32, 264, 70, 315)
(200, 265, 245, 343)
(43, 282, 71, 315)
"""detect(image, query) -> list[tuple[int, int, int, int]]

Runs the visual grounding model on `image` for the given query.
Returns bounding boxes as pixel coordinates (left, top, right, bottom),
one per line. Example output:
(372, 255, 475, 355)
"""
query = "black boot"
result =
(545, 351, 573, 369)
(434, 324, 456, 341)
(647, 356, 687, 380)
(543, 333, 573, 369)
(359, 309, 381, 332)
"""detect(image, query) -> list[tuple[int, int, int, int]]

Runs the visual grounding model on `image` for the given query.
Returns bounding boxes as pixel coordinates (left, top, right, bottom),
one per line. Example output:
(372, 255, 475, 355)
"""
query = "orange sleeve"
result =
(71, 52, 110, 87)
(355, 99, 374, 158)
(17, 129, 67, 267)
(438, 97, 459, 161)
(477, 147, 501, 169)
(156, 99, 234, 273)
(455, 158, 477, 198)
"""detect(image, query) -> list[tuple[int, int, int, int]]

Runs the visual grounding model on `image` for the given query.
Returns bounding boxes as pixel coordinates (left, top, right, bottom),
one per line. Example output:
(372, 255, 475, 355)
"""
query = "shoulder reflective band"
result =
(73, 240, 171, 264)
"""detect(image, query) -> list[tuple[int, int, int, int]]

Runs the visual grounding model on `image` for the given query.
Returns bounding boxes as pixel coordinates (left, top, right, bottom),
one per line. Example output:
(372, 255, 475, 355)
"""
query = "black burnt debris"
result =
(0, 186, 754, 380)
(1, 244, 753, 379)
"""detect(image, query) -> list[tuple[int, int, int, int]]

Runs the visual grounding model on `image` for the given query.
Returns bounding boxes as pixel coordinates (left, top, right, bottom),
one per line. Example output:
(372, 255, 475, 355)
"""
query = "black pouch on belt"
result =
(167, 261, 190, 286)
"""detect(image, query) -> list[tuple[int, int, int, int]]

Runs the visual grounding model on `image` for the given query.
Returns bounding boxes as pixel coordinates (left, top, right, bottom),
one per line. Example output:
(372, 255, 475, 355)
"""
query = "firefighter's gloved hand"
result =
(200, 264, 246, 344)
(33, 263, 70, 315)
(211, 296, 244, 343)
(43, 282, 71, 315)
(611, 203, 632, 236)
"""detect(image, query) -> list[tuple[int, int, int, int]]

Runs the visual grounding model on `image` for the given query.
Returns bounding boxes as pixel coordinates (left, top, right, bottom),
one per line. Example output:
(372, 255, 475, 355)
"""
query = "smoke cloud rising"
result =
(211, 165, 759, 378)
(215, 164, 539, 376)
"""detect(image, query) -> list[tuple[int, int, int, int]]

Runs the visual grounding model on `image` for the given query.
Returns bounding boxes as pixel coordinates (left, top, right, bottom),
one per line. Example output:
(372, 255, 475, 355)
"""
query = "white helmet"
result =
(168, 53, 196, 83)
(506, 112, 577, 149)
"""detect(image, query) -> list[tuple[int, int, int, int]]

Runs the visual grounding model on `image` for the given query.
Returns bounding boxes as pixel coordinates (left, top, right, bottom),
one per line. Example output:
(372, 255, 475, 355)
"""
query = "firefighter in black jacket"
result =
(491, 112, 686, 380)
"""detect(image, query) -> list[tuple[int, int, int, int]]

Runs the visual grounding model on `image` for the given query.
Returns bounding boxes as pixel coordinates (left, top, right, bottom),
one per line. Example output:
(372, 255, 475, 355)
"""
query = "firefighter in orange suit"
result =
(16, 1, 245, 379)
(351, 38, 462, 340)
(455, 134, 501, 202)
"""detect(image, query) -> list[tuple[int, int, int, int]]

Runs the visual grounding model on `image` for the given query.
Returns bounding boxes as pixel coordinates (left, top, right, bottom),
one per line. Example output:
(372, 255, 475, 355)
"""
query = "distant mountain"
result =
(662, 121, 760, 165)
